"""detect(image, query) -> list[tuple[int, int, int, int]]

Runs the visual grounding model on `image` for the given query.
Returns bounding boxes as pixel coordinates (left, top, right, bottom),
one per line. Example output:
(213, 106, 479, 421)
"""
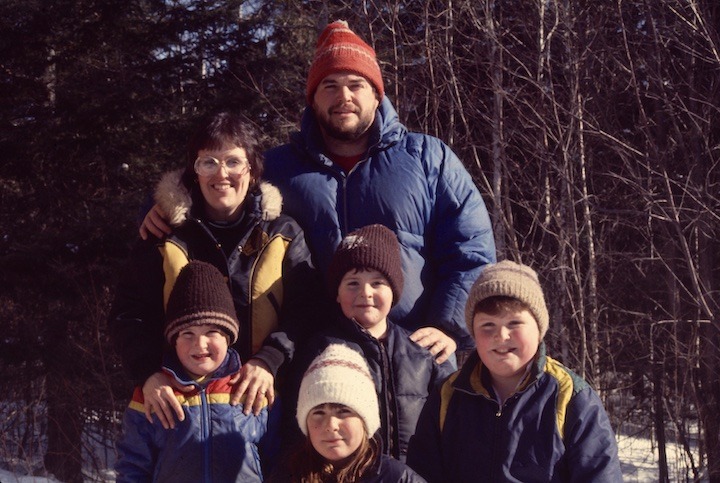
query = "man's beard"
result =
(314, 105, 374, 142)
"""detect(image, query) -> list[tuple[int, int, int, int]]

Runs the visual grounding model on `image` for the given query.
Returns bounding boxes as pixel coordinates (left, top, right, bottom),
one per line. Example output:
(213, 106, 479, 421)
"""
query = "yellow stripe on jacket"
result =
(249, 234, 290, 355)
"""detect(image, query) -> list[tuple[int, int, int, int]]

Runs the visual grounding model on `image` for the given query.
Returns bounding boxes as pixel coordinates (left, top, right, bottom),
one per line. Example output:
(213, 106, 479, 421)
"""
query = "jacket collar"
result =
(454, 342, 548, 398)
(333, 309, 398, 343)
(154, 169, 282, 227)
(161, 348, 241, 387)
(293, 96, 407, 164)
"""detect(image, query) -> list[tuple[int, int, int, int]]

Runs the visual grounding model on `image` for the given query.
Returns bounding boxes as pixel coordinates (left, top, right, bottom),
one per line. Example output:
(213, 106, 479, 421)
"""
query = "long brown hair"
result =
(289, 431, 380, 482)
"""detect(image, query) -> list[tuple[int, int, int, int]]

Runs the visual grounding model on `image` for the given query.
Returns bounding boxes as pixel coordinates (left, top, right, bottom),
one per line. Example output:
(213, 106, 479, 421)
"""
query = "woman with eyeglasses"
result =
(109, 111, 323, 438)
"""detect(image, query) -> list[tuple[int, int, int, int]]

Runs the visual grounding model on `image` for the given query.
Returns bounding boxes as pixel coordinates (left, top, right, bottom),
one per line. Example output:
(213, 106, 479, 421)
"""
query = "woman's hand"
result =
(139, 204, 172, 240)
(410, 327, 457, 364)
(229, 358, 275, 416)
(142, 371, 194, 429)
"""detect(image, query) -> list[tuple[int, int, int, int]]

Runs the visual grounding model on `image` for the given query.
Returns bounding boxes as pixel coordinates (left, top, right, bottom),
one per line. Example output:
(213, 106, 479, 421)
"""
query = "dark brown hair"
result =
(473, 295, 531, 317)
(180, 111, 264, 192)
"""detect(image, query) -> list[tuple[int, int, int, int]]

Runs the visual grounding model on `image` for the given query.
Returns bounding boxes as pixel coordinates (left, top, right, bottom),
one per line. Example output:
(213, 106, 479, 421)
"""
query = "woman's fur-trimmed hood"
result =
(154, 169, 282, 226)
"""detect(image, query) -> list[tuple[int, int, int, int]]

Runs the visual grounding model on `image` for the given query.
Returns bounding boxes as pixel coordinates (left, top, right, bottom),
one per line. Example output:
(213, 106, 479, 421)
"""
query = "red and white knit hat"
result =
(306, 20, 384, 104)
(296, 344, 380, 437)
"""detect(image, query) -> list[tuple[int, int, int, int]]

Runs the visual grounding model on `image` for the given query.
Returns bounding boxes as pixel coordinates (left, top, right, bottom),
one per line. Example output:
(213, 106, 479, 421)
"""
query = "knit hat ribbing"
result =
(296, 344, 380, 437)
(306, 20, 384, 105)
(164, 261, 239, 345)
(465, 260, 549, 339)
(327, 224, 404, 304)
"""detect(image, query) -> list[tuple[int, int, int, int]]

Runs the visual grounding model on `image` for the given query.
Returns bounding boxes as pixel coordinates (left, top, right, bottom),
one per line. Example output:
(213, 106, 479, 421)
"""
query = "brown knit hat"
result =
(306, 20, 384, 105)
(328, 224, 403, 305)
(465, 261, 549, 339)
(165, 261, 239, 345)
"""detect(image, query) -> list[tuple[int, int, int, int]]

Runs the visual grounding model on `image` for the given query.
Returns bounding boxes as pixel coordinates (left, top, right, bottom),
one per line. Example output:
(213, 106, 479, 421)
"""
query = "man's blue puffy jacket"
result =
(264, 97, 496, 349)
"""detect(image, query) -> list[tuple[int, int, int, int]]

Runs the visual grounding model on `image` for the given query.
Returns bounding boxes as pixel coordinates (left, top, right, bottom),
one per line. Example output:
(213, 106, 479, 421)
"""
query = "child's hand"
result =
(142, 371, 193, 429)
(230, 358, 275, 416)
(410, 327, 457, 364)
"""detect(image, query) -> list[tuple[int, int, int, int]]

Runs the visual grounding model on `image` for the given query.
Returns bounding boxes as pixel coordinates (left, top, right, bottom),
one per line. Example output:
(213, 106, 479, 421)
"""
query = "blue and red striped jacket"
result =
(115, 349, 280, 482)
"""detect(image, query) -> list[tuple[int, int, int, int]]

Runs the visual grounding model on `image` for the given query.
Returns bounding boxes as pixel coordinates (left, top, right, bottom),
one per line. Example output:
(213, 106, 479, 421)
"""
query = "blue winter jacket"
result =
(406, 344, 623, 482)
(115, 350, 281, 482)
(264, 97, 496, 349)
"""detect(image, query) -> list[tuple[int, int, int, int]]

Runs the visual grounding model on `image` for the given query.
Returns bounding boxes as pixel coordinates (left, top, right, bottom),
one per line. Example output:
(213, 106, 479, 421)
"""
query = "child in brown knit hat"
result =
(284, 224, 454, 465)
(116, 261, 280, 482)
(407, 260, 621, 482)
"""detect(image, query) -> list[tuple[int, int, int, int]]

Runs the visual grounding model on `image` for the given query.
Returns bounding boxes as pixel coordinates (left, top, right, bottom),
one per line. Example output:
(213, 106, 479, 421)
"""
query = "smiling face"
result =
(307, 403, 366, 466)
(336, 268, 392, 338)
(174, 324, 229, 379)
(312, 72, 379, 145)
(196, 144, 251, 222)
(473, 309, 540, 392)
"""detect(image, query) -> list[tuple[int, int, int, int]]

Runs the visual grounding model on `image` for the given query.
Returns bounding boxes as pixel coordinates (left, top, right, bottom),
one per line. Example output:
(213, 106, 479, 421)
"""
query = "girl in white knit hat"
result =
(274, 343, 426, 482)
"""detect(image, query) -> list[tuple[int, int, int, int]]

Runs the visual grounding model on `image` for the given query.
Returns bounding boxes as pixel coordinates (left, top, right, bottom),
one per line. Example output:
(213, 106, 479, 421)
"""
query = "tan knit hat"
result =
(296, 344, 380, 437)
(465, 261, 549, 339)
(306, 20, 384, 104)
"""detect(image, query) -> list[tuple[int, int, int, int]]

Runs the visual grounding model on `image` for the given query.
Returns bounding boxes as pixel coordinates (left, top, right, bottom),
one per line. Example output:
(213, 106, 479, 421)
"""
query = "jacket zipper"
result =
(200, 387, 211, 483)
(377, 336, 397, 458)
(339, 155, 369, 236)
(193, 217, 259, 358)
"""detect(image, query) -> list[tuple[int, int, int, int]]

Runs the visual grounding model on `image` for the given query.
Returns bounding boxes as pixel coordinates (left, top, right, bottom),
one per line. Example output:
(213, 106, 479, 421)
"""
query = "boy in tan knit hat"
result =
(407, 260, 622, 482)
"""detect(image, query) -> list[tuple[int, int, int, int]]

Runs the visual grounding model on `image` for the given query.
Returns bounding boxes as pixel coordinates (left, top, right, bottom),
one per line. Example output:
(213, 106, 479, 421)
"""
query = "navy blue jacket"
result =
(115, 349, 280, 482)
(407, 344, 622, 482)
(363, 456, 428, 483)
(286, 314, 454, 462)
(264, 97, 496, 349)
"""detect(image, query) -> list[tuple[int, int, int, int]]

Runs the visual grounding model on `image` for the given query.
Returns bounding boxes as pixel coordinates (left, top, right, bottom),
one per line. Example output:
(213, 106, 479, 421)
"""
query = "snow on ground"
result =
(0, 435, 705, 482)
(0, 469, 61, 483)
(618, 432, 705, 482)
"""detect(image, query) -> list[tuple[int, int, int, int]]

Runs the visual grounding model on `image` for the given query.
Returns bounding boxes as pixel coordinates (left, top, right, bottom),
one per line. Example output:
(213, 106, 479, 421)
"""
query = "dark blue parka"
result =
(269, 453, 428, 483)
(264, 97, 496, 350)
(115, 349, 281, 482)
(407, 344, 623, 482)
(285, 314, 455, 463)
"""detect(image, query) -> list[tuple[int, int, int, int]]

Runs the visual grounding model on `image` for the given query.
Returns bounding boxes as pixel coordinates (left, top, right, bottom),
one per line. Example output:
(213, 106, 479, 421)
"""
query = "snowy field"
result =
(0, 433, 705, 482)
(619, 433, 704, 482)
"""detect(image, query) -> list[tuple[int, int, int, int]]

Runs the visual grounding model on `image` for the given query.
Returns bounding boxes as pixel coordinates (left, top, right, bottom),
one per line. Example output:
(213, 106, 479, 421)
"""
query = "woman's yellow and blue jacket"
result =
(109, 173, 324, 386)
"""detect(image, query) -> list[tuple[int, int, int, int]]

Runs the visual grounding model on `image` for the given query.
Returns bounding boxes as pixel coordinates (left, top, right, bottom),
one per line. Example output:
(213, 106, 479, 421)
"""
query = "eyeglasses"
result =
(194, 156, 251, 177)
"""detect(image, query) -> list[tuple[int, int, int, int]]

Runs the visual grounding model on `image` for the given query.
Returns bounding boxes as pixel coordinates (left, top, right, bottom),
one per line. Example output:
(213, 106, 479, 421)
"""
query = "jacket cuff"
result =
(251, 346, 284, 377)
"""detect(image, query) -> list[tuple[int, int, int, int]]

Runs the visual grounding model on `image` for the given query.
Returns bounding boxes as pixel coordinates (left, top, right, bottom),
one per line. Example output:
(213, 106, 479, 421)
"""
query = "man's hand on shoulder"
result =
(142, 371, 194, 429)
(410, 327, 457, 365)
(139, 204, 172, 240)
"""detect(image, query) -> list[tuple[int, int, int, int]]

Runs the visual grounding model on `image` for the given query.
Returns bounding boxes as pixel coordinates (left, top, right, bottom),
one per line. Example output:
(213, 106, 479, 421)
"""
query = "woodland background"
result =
(1, 0, 718, 481)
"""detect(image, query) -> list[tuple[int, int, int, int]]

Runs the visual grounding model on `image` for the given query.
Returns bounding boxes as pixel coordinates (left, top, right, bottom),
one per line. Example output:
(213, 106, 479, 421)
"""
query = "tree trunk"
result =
(43, 317, 83, 483)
